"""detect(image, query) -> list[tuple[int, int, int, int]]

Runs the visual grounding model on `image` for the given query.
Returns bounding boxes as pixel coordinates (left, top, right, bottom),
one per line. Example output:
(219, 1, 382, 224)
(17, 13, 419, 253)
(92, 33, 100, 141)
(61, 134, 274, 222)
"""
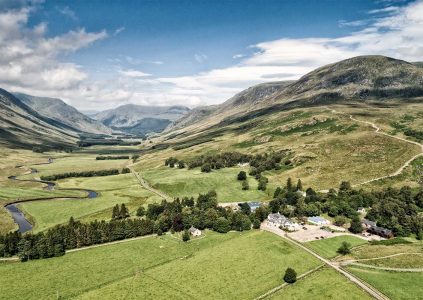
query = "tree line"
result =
(0, 191, 265, 261)
(96, 156, 130, 160)
(40, 168, 130, 181)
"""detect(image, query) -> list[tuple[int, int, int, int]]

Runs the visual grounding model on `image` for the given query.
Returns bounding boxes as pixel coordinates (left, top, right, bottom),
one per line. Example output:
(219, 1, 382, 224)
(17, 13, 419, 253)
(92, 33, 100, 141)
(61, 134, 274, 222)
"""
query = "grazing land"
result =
(306, 235, 368, 259)
(270, 267, 372, 300)
(347, 266, 423, 300)
(20, 173, 161, 232)
(0, 230, 321, 300)
(140, 166, 271, 202)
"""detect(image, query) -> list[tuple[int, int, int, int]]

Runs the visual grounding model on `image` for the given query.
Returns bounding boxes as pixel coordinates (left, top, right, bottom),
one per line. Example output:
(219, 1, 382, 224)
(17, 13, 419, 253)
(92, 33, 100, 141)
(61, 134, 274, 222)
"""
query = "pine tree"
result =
(112, 204, 120, 220)
(182, 230, 190, 242)
(286, 178, 293, 191)
(120, 204, 129, 219)
(296, 179, 303, 191)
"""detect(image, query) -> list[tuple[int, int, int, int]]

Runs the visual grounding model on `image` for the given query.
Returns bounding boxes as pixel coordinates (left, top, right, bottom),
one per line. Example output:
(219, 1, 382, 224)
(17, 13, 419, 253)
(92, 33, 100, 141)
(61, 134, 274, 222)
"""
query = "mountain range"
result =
(1, 55, 422, 150)
(92, 104, 190, 136)
(165, 55, 423, 139)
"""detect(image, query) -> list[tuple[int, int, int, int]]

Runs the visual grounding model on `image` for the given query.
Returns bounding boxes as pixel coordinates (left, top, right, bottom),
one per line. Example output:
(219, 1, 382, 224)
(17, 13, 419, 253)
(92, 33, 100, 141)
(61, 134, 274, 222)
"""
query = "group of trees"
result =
(112, 204, 129, 220)
(165, 151, 290, 175)
(40, 168, 130, 181)
(165, 157, 185, 169)
(269, 178, 423, 237)
(145, 191, 258, 235)
(96, 156, 130, 160)
(0, 217, 154, 261)
(237, 171, 249, 190)
(403, 128, 423, 142)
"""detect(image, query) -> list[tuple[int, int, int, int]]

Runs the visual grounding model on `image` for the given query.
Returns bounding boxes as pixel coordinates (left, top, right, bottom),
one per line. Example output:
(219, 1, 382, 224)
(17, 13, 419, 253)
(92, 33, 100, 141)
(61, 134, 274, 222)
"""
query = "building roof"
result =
(188, 226, 200, 233)
(247, 202, 261, 208)
(308, 216, 329, 223)
(362, 219, 377, 227)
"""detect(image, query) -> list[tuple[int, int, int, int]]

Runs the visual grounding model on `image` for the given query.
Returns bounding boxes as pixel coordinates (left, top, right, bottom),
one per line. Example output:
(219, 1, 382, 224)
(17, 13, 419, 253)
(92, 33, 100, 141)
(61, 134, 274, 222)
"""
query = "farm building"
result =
(267, 213, 300, 231)
(247, 202, 261, 212)
(188, 226, 202, 237)
(307, 216, 330, 225)
(362, 219, 393, 239)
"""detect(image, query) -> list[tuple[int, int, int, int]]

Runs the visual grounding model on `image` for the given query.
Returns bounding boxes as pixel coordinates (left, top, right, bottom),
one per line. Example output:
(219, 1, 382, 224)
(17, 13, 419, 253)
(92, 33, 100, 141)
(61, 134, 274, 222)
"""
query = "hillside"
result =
(164, 56, 423, 137)
(15, 93, 111, 135)
(93, 104, 190, 136)
(0, 89, 77, 149)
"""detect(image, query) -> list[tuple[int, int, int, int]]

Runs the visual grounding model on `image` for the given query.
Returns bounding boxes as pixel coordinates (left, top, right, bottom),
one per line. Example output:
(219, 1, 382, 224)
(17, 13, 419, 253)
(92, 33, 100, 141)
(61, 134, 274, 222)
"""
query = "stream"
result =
(4, 159, 98, 233)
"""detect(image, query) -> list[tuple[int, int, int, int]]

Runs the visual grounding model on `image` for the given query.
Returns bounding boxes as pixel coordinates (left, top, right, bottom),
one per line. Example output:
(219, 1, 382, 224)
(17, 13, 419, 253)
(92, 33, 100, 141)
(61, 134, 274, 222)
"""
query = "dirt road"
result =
(261, 222, 390, 300)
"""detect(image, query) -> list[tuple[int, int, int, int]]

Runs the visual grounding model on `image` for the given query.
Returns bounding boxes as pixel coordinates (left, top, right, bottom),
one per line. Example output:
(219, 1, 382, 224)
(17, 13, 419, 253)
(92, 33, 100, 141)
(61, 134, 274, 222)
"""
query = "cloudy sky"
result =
(1, 0, 423, 111)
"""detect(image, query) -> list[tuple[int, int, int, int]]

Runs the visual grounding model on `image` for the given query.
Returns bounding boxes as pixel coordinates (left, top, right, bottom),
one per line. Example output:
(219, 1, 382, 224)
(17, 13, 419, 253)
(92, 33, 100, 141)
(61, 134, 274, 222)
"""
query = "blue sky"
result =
(0, 0, 422, 110)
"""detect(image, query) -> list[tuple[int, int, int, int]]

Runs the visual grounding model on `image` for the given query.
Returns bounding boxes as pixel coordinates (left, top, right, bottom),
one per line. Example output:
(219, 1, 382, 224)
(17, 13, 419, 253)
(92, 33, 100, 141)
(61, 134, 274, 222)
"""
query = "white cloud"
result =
(233, 54, 245, 59)
(113, 26, 125, 36)
(194, 53, 208, 63)
(2, 0, 423, 111)
(57, 6, 77, 20)
(118, 69, 151, 78)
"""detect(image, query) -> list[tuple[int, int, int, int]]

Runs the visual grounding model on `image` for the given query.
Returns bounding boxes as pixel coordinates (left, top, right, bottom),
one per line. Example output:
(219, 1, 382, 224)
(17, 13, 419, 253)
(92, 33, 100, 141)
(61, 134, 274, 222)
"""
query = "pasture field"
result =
(270, 267, 372, 300)
(19, 154, 130, 179)
(359, 253, 423, 269)
(140, 166, 272, 202)
(0, 230, 321, 300)
(19, 173, 161, 232)
(342, 241, 423, 261)
(306, 235, 368, 259)
(347, 266, 423, 300)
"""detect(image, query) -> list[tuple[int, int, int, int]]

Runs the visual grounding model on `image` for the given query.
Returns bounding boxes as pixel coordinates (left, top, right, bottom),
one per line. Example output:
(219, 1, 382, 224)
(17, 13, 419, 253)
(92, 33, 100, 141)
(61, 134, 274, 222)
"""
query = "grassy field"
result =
(348, 266, 423, 300)
(306, 235, 368, 259)
(0, 230, 321, 300)
(270, 267, 372, 300)
(19, 154, 130, 179)
(140, 166, 272, 202)
(19, 173, 161, 232)
(342, 241, 423, 261)
(360, 253, 423, 269)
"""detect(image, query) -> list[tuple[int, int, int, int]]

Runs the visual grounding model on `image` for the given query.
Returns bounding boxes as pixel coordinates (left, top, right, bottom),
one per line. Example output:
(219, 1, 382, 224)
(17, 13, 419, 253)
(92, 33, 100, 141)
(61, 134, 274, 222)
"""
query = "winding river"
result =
(4, 159, 98, 233)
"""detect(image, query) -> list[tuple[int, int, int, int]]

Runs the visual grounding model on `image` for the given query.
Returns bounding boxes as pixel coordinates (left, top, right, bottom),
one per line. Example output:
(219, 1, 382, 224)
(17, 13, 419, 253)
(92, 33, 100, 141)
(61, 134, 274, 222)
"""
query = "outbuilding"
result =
(307, 216, 330, 226)
(188, 226, 202, 237)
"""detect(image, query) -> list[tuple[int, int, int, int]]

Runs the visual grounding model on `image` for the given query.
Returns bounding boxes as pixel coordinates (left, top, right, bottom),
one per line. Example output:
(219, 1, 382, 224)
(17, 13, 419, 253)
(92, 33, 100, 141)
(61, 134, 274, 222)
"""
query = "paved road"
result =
(128, 166, 173, 201)
(261, 222, 390, 300)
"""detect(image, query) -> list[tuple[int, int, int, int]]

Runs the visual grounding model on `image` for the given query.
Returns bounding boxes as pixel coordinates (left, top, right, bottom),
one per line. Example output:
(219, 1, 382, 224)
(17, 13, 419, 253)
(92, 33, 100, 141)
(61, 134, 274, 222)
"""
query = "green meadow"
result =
(19, 173, 161, 232)
(0, 230, 321, 300)
(140, 166, 272, 202)
(348, 266, 423, 300)
(306, 235, 368, 259)
(270, 267, 372, 300)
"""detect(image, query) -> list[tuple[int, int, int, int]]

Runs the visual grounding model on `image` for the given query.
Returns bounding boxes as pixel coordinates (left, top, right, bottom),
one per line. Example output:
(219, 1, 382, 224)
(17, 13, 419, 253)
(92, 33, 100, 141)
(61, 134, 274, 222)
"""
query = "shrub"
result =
(283, 267, 297, 283)
(337, 241, 352, 255)
(237, 171, 247, 181)
(182, 230, 190, 242)
(201, 163, 212, 173)
(242, 180, 249, 190)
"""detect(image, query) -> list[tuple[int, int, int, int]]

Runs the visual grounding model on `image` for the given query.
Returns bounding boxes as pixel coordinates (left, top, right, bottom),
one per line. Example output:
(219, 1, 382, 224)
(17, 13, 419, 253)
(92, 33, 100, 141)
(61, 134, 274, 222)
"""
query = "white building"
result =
(267, 213, 300, 231)
(188, 226, 202, 237)
(307, 216, 330, 225)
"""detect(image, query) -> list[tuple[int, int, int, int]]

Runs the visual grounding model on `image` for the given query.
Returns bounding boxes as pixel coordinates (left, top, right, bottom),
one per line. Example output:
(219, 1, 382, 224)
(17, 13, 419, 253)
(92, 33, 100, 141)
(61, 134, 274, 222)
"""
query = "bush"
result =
(201, 163, 212, 173)
(182, 230, 190, 242)
(242, 180, 249, 190)
(283, 267, 297, 283)
(252, 218, 261, 229)
(136, 207, 145, 217)
(96, 156, 129, 160)
(237, 171, 247, 181)
(337, 241, 352, 255)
